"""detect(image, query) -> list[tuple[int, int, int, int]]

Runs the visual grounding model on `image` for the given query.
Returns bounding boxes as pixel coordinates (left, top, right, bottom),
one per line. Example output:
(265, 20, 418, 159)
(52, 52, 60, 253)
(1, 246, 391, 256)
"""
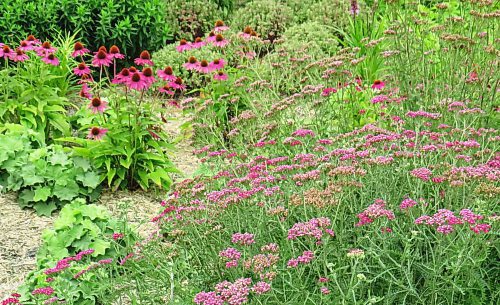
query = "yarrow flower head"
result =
(356, 199, 395, 227)
(292, 129, 315, 138)
(231, 232, 255, 245)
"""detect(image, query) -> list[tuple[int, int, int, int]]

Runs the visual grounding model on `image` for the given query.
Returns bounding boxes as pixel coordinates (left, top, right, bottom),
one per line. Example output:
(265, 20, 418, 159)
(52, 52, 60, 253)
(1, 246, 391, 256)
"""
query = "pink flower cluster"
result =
(399, 197, 418, 210)
(292, 129, 316, 138)
(194, 278, 258, 305)
(355, 200, 395, 227)
(44, 249, 95, 275)
(219, 247, 242, 269)
(415, 209, 491, 234)
(73, 258, 114, 279)
(32, 287, 55, 296)
(287, 250, 315, 268)
(410, 167, 433, 181)
(288, 217, 334, 241)
(231, 233, 255, 246)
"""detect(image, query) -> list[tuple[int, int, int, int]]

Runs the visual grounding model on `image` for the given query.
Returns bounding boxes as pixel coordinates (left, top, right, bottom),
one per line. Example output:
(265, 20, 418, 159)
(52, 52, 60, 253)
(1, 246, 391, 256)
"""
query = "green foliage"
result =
(20, 199, 137, 304)
(280, 21, 339, 55)
(165, 0, 223, 41)
(0, 34, 77, 143)
(305, 0, 367, 34)
(0, 125, 101, 216)
(231, 0, 293, 41)
(0, 0, 171, 59)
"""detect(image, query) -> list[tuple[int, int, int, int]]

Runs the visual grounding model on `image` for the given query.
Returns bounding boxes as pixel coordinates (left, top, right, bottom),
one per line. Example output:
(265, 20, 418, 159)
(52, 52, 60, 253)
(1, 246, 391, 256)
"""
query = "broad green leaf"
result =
(33, 186, 52, 202)
(34, 201, 57, 216)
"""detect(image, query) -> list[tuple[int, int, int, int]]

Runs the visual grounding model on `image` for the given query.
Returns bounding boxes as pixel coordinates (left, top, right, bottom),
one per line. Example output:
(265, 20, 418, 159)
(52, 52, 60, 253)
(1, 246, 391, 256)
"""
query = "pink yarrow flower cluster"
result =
(44, 249, 95, 275)
(231, 233, 255, 246)
(356, 199, 395, 227)
(287, 250, 315, 268)
(288, 217, 334, 241)
(415, 209, 490, 234)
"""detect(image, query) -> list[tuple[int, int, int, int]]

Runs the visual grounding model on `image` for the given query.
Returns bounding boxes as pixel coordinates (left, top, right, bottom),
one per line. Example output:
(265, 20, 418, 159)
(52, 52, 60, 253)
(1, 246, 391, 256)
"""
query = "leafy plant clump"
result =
(0, 0, 171, 59)
(19, 199, 137, 304)
(0, 125, 101, 216)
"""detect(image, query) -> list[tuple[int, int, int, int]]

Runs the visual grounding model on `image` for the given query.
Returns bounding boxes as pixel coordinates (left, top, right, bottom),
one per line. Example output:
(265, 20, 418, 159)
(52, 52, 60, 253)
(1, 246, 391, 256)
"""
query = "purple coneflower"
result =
(79, 83, 92, 99)
(214, 71, 228, 81)
(206, 31, 217, 42)
(169, 77, 186, 91)
(112, 68, 130, 84)
(214, 20, 230, 32)
(36, 41, 57, 56)
(42, 53, 60, 66)
(371, 79, 385, 90)
(109, 45, 125, 60)
(212, 34, 229, 48)
(183, 56, 198, 70)
(1, 45, 15, 60)
(88, 97, 108, 113)
(209, 58, 225, 70)
(191, 37, 206, 49)
(239, 26, 253, 40)
(72, 42, 90, 58)
(134, 50, 153, 66)
(127, 72, 149, 91)
(87, 127, 108, 140)
(157, 66, 176, 82)
(25, 35, 40, 45)
(196, 59, 213, 74)
(73, 62, 91, 76)
(18, 40, 34, 52)
(142, 67, 156, 85)
(176, 39, 192, 52)
(12, 48, 29, 62)
(92, 50, 112, 67)
(159, 84, 174, 95)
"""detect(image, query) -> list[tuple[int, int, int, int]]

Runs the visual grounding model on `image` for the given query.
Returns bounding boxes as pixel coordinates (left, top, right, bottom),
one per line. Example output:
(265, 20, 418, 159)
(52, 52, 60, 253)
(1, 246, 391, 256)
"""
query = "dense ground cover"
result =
(1, 0, 499, 305)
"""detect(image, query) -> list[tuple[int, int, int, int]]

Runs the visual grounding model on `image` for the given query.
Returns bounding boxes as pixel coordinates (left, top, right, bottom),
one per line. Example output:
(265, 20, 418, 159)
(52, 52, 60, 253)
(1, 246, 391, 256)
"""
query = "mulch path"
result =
(0, 108, 199, 299)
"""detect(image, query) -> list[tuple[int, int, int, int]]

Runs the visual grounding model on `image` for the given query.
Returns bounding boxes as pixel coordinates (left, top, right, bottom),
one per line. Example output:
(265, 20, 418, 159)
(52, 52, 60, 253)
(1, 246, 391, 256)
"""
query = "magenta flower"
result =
(169, 77, 186, 90)
(141, 67, 156, 85)
(321, 87, 337, 96)
(191, 37, 206, 49)
(32, 287, 55, 296)
(134, 50, 153, 66)
(73, 62, 91, 76)
(112, 68, 131, 84)
(176, 39, 192, 52)
(214, 71, 228, 81)
(251, 282, 271, 295)
(159, 84, 174, 95)
(18, 40, 35, 52)
(25, 34, 41, 45)
(196, 60, 214, 74)
(209, 58, 225, 70)
(87, 127, 108, 140)
(109, 45, 125, 59)
(371, 79, 385, 90)
(0, 45, 15, 60)
(127, 72, 150, 91)
(42, 54, 60, 66)
(231, 232, 255, 245)
(35, 41, 57, 56)
(206, 31, 217, 43)
(212, 34, 229, 48)
(214, 20, 230, 32)
(157, 66, 176, 82)
(183, 56, 199, 71)
(12, 48, 29, 62)
(88, 97, 108, 113)
(92, 50, 112, 67)
(71, 42, 90, 58)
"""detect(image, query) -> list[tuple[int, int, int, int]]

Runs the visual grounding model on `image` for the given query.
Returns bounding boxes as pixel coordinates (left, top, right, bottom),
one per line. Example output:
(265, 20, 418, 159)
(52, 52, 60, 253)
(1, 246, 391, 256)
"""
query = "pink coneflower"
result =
(214, 20, 230, 32)
(36, 41, 57, 56)
(213, 34, 229, 47)
(239, 26, 253, 40)
(112, 68, 130, 84)
(88, 97, 108, 113)
(214, 71, 228, 81)
(73, 62, 91, 76)
(176, 39, 192, 52)
(1, 45, 14, 60)
(183, 56, 198, 70)
(92, 50, 112, 67)
(209, 58, 225, 70)
(196, 60, 213, 73)
(191, 37, 206, 49)
(134, 50, 153, 66)
(25, 34, 41, 45)
(127, 72, 149, 91)
(42, 53, 60, 66)
(87, 127, 108, 140)
(159, 84, 174, 95)
(169, 77, 186, 90)
(157, 66, 176, 81)
(109, 45, 125, 60)
(206, 31, 217, 42)
(142, 67, 156, 84)
(18, 40, 34, 52)
(79, 83, 92, 99)
(71, 42, 90, 58)
(371, 79, 385, 90)
(12, 48, 29, 62)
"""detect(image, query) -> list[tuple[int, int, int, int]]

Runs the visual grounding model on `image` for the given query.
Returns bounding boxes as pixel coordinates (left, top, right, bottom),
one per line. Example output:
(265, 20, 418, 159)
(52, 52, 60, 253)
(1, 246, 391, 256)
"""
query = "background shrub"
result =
(165, 0, 223, 41)
(230, 0, 293, 41)
(280, 21, 339, 55)
(0, 0, 171, 59)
